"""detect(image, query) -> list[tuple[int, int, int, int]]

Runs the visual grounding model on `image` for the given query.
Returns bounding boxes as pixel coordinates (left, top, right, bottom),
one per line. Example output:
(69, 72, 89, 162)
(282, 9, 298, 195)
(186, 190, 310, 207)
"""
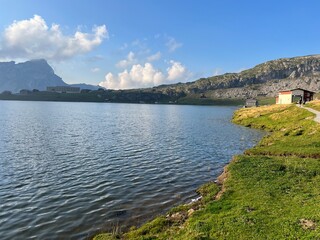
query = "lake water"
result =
(0, 101, 263, 239)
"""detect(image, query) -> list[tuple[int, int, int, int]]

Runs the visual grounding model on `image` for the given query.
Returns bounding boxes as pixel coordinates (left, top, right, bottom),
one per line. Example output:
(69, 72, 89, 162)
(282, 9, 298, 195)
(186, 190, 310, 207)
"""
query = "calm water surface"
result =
(0, 101, 264, 239)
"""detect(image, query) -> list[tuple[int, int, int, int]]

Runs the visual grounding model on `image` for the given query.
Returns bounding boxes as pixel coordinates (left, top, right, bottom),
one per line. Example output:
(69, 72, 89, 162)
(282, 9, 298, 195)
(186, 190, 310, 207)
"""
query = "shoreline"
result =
(90, 156, 242, 239)
(0, 96, 245, 106)
(92, 108, 264, 239)
(94, 103, 320, 239)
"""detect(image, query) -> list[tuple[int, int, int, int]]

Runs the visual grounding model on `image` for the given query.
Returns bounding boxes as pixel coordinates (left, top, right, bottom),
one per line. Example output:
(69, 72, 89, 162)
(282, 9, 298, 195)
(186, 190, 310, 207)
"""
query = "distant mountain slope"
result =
(150, 55, 320, 99)
(0, 59, 67, 93)
(0, 59, 101, 93)
(69, 83, 101, 91)
(1, 55, 320, 100)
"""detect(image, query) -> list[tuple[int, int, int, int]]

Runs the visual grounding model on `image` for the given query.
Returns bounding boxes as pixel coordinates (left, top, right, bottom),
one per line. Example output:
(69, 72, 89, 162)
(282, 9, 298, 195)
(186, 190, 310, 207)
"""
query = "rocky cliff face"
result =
(153, 55, 320, 99)
(0, 59, 67, 93)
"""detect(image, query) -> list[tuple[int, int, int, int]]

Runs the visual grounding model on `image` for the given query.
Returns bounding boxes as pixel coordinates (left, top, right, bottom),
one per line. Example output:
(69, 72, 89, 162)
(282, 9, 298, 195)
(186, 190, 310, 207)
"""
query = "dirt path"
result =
(302, 106, 320, 123)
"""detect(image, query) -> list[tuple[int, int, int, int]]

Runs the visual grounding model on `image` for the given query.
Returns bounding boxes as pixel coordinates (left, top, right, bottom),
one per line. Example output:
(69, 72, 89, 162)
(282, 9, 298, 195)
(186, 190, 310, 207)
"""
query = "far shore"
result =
(0, 90, 278, 106)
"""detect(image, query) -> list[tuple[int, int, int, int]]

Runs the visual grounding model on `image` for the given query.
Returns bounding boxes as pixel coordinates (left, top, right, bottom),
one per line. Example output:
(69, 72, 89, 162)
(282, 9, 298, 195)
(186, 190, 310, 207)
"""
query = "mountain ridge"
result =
(149, 54, 320, 99)
(1, 55, 319, 101)
(0, 59, 100, 93)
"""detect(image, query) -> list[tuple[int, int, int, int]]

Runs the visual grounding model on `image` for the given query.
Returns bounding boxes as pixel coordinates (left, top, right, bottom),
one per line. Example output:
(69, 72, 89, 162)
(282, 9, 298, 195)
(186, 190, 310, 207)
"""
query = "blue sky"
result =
(0, 0, 320, 89)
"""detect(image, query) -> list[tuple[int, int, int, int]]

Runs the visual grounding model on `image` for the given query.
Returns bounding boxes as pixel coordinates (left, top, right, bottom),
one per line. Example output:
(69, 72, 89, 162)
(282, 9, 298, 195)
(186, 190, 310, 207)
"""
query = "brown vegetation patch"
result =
(299, 219, 317, 230)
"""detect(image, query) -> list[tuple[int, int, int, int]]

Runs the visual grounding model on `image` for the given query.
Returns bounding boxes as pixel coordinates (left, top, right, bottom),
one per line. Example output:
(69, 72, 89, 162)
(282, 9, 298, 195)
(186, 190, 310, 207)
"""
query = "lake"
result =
(0, 101, 263, 239)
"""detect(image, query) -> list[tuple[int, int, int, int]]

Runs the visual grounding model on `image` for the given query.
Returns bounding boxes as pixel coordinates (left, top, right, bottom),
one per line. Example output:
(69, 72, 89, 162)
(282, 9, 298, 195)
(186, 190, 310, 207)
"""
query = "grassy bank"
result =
(176, 96, 275, 106)
(176, 97, 244, 106)
(306, 100, 320, 111)
(94, 104, 320, 239)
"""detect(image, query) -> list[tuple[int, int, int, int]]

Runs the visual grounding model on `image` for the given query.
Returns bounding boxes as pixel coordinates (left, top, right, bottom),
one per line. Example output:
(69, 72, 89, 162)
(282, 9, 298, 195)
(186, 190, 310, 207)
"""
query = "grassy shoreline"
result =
(94, 103, 320, 239)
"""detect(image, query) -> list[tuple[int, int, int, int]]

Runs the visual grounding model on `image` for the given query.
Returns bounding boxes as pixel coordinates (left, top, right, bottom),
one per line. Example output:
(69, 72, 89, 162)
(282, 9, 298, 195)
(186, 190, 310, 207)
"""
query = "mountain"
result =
(0, 59, 102, 93)
(0, 59, 67, 93)
(1, 55, 320, 103)
(150, 54, 320, 100)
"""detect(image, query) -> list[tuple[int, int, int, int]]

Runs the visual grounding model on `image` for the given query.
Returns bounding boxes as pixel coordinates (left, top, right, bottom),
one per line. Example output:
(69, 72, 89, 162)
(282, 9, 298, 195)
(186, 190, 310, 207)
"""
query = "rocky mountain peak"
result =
(0, 59, 66, 93)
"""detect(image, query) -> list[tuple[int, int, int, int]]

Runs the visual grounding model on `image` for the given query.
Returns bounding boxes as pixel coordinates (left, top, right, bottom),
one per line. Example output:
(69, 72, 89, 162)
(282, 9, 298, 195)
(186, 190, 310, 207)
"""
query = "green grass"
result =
(170, 155, 320, 239)
(306, 100, 320, 111)
(94, 104, 320, 240)
(177, 96, 244, 106)
(177, 96, 275, 106)
(233, 104, 320, 158)
(256, 97, 276, 106)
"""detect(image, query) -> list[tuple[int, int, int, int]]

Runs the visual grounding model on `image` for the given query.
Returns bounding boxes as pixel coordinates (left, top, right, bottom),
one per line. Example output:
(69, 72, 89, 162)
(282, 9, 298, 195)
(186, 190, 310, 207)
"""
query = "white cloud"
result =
(165, 37, 182, 52)
(100, 63, 164, 89)
(91, 67, 100, 73)
(147, 51, 161, 62)
(0, 15, 108, 61)
(167, 60, 187, 80)
(116, 51, 137, 68)
(99, 60, 191, 89)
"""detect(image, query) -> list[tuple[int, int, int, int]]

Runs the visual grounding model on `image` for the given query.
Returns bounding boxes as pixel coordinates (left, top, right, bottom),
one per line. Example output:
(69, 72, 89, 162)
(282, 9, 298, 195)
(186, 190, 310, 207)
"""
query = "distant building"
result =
(245, 99, 258, 108)
(47, 86, 80, 93)
(19, 89, 32, 95)
(80, 89, 92, 93)
(276, 88, 315, 104)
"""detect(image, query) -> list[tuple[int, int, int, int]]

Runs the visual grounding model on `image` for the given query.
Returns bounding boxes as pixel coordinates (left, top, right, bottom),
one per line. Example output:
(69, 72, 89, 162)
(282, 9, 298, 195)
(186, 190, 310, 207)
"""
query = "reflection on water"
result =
(0, 101, 263, 239)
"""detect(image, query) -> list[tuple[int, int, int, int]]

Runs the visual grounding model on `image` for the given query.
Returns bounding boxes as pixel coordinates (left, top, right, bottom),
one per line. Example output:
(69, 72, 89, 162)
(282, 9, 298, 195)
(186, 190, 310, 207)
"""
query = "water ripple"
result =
(0, 101, 264, 239)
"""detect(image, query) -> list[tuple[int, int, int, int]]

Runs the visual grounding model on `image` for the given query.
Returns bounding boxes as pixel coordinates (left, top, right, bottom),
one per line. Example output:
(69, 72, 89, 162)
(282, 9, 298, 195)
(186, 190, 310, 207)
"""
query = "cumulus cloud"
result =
(116, 51, 137, 68)
(0, 15, 108, 60)
(165, 37, 182, 52)
(100, 63, 164, 89)
(147, 51, 161, 62)
(99, 60, 191, 89)
(167, 60, 187, 80)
